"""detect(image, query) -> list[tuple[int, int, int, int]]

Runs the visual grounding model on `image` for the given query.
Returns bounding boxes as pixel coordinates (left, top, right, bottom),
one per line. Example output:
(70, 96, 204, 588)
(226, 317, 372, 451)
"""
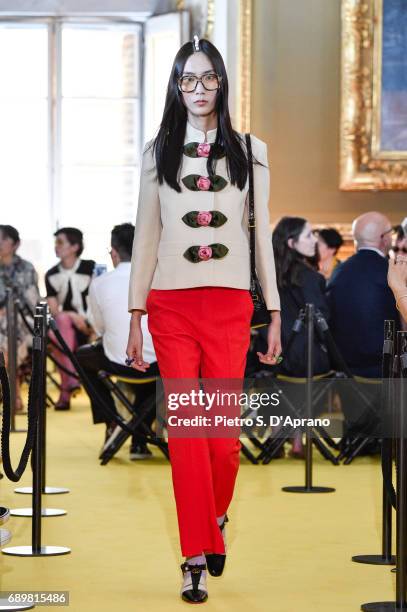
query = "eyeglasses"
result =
(178, 73, 222, 93)
(380, 226, 396, 239)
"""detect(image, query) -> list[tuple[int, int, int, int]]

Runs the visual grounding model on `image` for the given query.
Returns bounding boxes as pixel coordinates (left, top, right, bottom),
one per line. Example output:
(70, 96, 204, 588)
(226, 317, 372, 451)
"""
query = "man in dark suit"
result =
(327, 211, 399, 377)
(327, 212, 400, 445)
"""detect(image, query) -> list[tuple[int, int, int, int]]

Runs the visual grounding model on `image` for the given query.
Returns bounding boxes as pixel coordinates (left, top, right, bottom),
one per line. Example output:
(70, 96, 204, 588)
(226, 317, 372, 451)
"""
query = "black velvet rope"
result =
(18, 305, 80, 379)
(0, 350, 39, 482)
(21, 304, 137, 435)
(49, 319, 135, 435)
(380, 350, 397, 510)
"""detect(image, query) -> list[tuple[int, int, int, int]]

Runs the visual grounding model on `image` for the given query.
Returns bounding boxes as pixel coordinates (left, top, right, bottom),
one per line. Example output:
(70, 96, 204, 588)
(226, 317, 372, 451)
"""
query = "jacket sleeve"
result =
(251, 135, 281, 311)
(302, 269, 330, 322)
(128, 141, 162, 313)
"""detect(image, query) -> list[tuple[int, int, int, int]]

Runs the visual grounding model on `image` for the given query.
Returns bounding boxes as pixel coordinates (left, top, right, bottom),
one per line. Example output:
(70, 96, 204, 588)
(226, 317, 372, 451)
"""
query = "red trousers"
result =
(146, 286, 253, 557)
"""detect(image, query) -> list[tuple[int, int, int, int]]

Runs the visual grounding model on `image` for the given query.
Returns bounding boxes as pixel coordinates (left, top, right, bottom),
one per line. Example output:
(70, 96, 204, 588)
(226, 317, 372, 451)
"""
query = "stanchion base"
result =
(10, 509, 66, 517)
(0, 600, 34, 610)
(282, 485, 335, 493)
(353, 554, 396, 566)
(0, 508, 10, 526)
(0, 529, 12, 546)
(14, 487, 69, 495)
(2, 545, 70, 557)
(361, 602, 407, 610)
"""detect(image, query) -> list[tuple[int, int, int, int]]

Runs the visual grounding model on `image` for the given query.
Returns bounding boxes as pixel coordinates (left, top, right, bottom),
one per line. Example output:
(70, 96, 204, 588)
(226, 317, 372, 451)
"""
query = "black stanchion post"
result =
(282, 304, 335, 494)
(6, 287, 17, 430)
(39, 301, 68, 495)
(353, 320, 396, 566)
(361, 331, 407, 611)
(32, 313, 44, 552)
(11, 305, 66, 516)
(6, 287, 26, 434)
(305, 302, 314, 489)
(14, 302, 69, 498)
(396, 369, 407, 607)
(2, 308, 70, 557)
(40, 303, 47, 492)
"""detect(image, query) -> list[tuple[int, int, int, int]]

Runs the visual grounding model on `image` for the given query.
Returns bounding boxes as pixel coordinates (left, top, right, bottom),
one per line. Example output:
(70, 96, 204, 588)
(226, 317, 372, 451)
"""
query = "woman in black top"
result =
(272, 217, 330, 456)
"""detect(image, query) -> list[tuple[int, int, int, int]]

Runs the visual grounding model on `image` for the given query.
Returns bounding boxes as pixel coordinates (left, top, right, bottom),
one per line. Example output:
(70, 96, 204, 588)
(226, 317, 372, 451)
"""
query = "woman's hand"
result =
(257, 310, 282, 366)
(67, 311, 90, 334)
(126, 311, 151, 372)
(388, 255, 407, 296)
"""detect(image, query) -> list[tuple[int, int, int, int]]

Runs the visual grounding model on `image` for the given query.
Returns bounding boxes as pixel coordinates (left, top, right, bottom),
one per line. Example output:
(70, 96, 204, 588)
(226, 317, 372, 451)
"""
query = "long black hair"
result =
(272, 217, 316, 289)
(152, 38, 248, 192)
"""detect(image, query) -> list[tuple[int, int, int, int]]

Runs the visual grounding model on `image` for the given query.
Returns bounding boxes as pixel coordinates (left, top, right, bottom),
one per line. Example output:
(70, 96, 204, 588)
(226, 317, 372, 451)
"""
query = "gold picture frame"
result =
(205, 0, 252, 133)
(340, 0, 407, 190)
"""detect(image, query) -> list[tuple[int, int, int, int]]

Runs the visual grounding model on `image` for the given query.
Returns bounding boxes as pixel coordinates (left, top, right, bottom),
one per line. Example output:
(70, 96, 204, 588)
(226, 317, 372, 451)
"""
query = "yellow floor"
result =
(0, 392, 398, 612)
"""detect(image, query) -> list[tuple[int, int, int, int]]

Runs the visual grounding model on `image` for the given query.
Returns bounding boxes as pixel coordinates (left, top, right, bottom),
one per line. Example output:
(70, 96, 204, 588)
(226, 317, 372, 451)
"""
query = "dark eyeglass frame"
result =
(380, 226, 396, 239)
(177, 73, 222, 93)
(393, 246, 407, 254)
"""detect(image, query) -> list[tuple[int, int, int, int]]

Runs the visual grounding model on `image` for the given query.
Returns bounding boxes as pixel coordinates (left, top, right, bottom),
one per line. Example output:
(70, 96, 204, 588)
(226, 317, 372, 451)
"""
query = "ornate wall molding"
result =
(204, 0, 214, 39)
(340, 0, 407, 190)
(205, 0, 251, 134)
(237, 0, 251, 133)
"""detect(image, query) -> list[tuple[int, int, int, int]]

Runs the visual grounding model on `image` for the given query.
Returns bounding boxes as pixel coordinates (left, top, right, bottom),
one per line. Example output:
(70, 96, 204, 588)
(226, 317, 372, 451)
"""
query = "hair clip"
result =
(193, 34, 200, 51)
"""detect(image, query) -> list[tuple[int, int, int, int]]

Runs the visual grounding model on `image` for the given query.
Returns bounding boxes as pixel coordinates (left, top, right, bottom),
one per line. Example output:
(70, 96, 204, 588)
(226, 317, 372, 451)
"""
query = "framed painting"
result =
(340, 0, 407, 190)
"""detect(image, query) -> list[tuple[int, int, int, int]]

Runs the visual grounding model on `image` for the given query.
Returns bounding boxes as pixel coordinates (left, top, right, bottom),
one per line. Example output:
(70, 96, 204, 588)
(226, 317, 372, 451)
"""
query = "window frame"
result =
(0, 14, 144, 231)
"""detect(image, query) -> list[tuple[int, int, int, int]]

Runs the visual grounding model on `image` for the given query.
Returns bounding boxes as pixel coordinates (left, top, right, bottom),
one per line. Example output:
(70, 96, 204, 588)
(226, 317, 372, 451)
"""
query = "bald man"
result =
(327, 211, 399, 377)
(352, 211, 393, 257)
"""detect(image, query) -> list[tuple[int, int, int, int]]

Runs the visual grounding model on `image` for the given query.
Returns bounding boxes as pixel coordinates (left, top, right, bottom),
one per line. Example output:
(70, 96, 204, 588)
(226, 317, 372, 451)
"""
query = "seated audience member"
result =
(45, 227, 95, 410)
(272, 217, 331, 376)
(76, 223, 159, 460)
(327, 212, 399, 377)
(392, 224, 407, 256)
(388, 254, 407, 325)
(392, 221, 407, 332)
(316, 228, 344, 281)
(255, 217, 331, 458)
(0, 225, 40, 410)
(327, 212, 400, 445)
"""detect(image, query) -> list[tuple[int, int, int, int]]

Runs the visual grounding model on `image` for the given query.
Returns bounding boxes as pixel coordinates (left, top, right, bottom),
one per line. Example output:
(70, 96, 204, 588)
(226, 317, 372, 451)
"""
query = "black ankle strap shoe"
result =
(180, 562, 208, 603)
(205, 514, 228, 577)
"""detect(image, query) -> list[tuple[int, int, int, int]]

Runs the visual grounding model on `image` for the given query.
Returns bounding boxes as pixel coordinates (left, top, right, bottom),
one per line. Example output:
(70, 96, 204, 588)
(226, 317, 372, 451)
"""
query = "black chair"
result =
(98, 372, 169, 465)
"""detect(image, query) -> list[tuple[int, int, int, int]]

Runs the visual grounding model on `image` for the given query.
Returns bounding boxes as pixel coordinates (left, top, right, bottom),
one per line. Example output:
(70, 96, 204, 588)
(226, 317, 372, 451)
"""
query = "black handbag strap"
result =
(245, 133, 256, 285)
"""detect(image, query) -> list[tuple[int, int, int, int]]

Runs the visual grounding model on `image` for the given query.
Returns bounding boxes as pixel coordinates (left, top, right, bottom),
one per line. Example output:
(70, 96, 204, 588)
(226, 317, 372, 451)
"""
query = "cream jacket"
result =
(128, 121, 280, 314)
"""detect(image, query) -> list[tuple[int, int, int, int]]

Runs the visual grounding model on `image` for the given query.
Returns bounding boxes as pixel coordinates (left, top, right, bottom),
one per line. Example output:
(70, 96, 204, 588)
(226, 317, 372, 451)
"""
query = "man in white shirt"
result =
(76, 223, 159, 459)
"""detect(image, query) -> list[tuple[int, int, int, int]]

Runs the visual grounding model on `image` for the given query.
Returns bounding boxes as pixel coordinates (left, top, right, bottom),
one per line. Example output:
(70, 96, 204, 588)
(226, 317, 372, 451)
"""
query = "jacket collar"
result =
(357, 247, 386, 259)
(185, 120, 217, 144)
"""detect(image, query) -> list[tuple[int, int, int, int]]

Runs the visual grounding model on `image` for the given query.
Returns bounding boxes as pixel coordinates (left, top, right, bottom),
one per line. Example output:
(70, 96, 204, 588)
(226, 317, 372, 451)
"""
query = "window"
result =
(0, 23, 49, 272)
(0, 18, 142, 279)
